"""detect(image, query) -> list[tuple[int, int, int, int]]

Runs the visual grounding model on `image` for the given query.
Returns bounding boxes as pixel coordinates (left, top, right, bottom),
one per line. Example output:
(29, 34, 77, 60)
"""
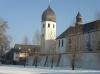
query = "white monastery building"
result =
(12, 2, 100, 69)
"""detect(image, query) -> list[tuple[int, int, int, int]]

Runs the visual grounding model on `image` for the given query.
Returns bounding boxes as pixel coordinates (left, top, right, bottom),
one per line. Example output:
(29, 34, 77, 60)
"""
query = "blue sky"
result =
(0, 0, 100, 47)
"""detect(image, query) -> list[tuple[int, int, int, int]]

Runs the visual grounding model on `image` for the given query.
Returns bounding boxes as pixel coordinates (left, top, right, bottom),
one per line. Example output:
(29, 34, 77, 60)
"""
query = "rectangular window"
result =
(87, 33, 93, 51)
(69, 38, 71, 44)
(98, 41, 100, 50)
(53, 24, 55, 28)
(69, 38, 71, 49)
(43, 24, 45, 28)
(87, 42, 92, 51)
(59, 40, 60, 47)
(62, 39, 63, 47)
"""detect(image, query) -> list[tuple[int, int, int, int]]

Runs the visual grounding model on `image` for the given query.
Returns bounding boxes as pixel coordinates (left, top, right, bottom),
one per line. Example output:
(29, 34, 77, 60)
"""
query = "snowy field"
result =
(0, 65, 100, 74)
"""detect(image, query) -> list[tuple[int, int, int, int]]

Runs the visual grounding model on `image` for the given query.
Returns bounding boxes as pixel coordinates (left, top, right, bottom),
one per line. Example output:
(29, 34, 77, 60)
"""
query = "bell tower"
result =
(41, 2, 56, 53)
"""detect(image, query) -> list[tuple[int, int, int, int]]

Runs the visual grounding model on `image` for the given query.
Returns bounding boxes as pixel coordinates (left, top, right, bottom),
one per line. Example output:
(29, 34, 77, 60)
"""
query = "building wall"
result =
(66, 30, 100, 52)
(56, 38, 66, 53)
(27, 52, 100, 70)
(55, 29, 100, 69)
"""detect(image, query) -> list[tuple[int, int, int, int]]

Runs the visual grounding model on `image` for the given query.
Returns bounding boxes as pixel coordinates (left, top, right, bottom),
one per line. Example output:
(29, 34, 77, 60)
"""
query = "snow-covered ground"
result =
(0, 65, 100, 74)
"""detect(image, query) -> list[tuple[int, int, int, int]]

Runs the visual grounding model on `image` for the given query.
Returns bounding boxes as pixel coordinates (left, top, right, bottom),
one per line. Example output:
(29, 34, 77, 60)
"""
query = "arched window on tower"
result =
(48, 23, 50, 28)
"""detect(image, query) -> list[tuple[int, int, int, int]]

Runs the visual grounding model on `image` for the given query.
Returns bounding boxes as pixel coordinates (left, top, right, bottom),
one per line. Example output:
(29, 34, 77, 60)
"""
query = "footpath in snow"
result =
(0, 65, 100, 74)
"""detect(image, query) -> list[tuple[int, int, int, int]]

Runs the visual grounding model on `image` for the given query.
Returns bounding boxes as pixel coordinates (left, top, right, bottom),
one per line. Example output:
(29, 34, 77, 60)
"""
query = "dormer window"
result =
(48, 23, 50, 28)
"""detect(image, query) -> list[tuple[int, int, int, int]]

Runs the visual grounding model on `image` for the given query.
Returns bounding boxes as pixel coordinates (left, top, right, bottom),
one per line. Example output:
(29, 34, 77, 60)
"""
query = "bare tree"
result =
(95, 11, 100, 20)
(32, 30, 41, 67)
(69, 50, 82, 70)
(68, 36, 76, 70)
(50, 40, 56, 68)
(33, 30, 40, 45)
(68, 30, 82, 70)
(69, 48, 77, 70)
(0, 18, 10, 56)
(48, 31, 56, 68)
(22, 36, 30, 45)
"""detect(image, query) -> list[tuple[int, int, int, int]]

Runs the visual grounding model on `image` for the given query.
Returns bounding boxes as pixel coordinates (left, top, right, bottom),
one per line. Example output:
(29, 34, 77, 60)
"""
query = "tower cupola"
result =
(76, 12, 83, 26)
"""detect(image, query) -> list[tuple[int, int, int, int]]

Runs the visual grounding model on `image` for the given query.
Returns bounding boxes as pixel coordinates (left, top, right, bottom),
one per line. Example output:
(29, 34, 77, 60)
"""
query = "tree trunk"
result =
(56, 54, 61, 67)
(44, 56, 48, 67)
(72, 56, 75, 70)
(72, 63, 75, 70)
(51, 56, 54, 68)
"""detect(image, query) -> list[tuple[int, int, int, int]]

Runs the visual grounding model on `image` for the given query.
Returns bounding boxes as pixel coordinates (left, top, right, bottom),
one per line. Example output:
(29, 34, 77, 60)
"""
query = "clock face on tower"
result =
(48, 30, 52, 39)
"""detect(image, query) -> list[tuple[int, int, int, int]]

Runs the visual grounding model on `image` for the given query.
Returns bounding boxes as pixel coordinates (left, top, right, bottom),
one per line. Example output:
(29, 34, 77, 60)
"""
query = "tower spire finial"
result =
(49, 0, 51, 6)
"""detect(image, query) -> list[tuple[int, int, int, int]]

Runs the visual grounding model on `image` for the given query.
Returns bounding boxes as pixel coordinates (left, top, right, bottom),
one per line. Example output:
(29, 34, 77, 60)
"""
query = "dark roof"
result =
(83, 20, 100, 32)
(56, 27, 74, 39)
(42, 6, 56, 22)
(56, 29, 67, 39)
(56, 20, 100, 39)
(14, 44, 40, 52)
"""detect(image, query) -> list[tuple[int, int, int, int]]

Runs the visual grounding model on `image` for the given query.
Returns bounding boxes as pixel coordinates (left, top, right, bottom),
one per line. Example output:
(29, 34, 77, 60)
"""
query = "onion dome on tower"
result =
(42, 5, 56, 22)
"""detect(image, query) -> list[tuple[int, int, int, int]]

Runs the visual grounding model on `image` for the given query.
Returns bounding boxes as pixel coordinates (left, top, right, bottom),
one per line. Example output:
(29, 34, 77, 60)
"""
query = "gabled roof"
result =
(56, 29, 67, 39)
(56, 20, 100, 39)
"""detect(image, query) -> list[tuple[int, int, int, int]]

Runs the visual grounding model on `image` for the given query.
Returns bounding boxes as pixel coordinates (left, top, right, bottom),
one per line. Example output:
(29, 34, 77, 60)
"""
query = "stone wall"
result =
(59, 52, 100, 70)
(27, 52, 100, 70)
